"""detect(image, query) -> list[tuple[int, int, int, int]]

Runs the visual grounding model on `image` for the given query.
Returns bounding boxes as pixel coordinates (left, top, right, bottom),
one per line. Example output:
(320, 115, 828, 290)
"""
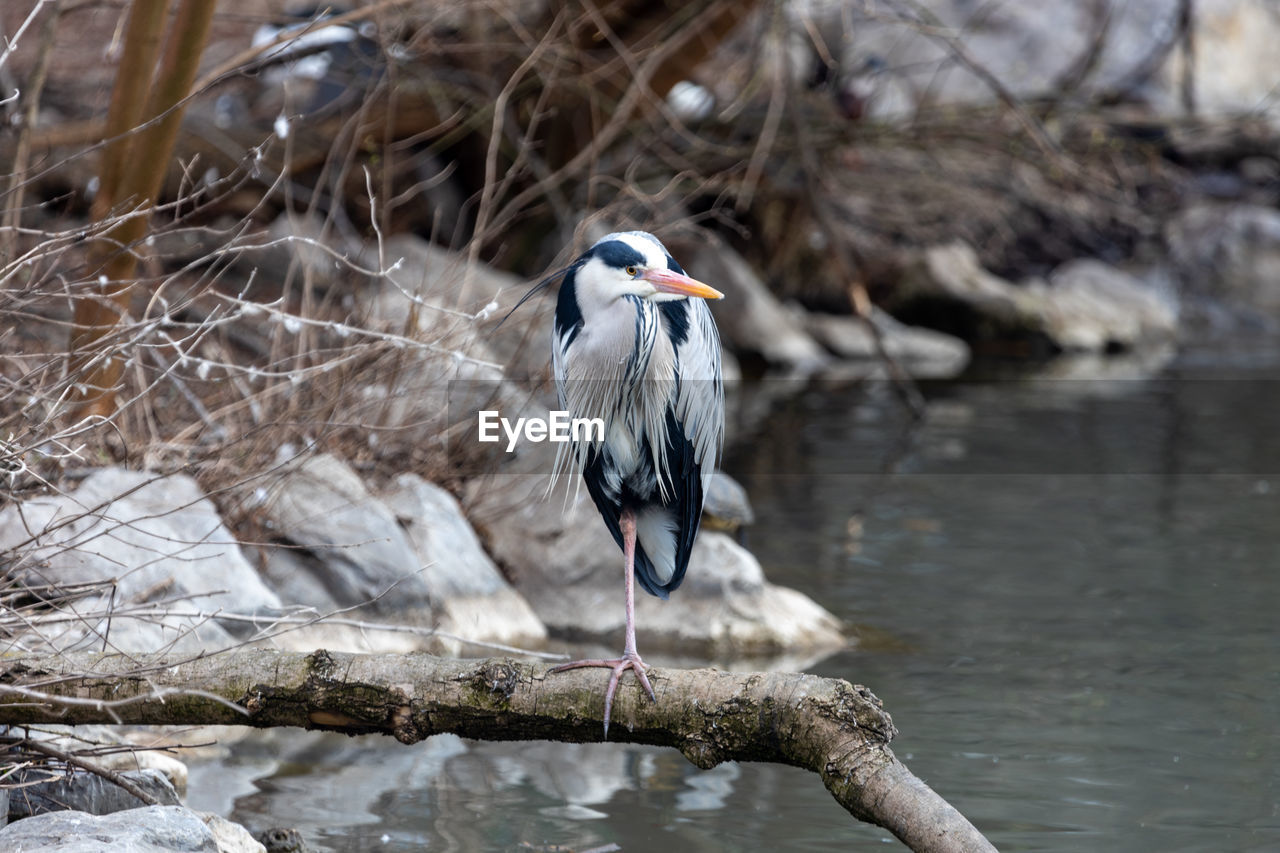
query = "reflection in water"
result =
(188, 356, 1280, 852)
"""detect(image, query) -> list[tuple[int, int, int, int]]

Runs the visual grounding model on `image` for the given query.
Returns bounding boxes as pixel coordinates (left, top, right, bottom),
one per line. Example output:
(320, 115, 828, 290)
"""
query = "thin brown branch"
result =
(1098, 0, 1187, 105)
(20, 737, 163, 807)
(1049, 0, 1113, 101)
(91, 0, 167, 222)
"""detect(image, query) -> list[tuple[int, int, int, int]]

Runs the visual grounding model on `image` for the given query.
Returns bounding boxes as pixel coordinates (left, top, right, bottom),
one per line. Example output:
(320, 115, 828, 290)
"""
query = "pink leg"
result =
(550, 507, 655, 737)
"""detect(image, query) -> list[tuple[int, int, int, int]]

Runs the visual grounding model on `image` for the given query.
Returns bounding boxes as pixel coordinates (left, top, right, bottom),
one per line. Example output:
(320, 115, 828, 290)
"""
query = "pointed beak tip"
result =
(643, 268, 725, 301)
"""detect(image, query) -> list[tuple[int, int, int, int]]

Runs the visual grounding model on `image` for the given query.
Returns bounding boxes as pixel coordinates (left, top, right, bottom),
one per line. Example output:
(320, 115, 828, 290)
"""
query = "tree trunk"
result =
(0, 649, 997, 853)
(67, 0, 217, 420)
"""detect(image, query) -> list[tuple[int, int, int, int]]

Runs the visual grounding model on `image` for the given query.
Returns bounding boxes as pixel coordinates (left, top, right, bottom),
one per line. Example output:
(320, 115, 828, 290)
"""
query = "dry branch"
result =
(0, 649, 997, 853)
(19, 737, 162, 807)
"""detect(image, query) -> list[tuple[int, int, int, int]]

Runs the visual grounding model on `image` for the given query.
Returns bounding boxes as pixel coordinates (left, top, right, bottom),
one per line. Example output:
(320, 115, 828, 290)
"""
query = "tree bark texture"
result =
(0, 649, 997, 853)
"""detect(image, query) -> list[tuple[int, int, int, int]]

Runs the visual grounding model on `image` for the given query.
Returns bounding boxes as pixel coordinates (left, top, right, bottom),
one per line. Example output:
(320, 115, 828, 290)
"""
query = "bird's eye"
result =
(625, 266, 638, 277)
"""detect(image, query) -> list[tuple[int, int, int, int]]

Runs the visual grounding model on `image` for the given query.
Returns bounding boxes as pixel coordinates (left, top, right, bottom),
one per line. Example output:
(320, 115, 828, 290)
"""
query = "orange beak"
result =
(640, 267, 724, 300)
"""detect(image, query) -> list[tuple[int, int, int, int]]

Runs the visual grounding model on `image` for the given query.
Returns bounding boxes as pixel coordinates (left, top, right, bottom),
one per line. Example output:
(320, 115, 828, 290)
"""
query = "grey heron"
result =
(546, 230, 725, 736)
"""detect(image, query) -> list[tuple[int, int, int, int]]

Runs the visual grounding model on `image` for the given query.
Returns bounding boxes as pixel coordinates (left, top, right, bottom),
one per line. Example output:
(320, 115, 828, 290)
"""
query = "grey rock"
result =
(257, 454, 426, 614)
(382, 473, 547, 653)
(1039, 259, 1179, 350)
(802, 306, 971, 376)
(895, 242, 1047, 335)
(800, 0, 1280, 124)
(30, 728, 189, 796)
(0, 806, 219, 852)
(257, 456, 547, 654)
(895, 242, 1178, 352)
(200, 813, 267, 853)
(363, 233, 547, 378)
(464, 476, 844, 656)
(384, 475, 515, 598)
(239, 213, 361, 291)
(373, 233, 522, 316)
(0, 468, 278, 653)
(257, 545, 346, 617)
(684, 238, 832, 373)
(254, 827, 309, 853)
(9, 769, 180, 820)
(1, 468, 277, 613)
(701, 470, 755, 537)
(341, 234, 534, 473)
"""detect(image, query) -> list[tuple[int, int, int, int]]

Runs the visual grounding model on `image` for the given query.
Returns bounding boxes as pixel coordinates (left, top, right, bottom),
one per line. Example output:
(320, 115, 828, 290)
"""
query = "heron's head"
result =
(574, 231, 723, 305)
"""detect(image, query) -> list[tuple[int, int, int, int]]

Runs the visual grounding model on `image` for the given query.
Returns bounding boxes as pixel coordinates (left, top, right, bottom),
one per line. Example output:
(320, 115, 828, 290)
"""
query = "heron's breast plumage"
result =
(561, 298, 677, 502)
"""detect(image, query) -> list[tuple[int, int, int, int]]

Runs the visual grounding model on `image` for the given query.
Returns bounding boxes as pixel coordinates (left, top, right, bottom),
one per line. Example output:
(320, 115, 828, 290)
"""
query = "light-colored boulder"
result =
(1036, 259, 1178, 350)
(214, 211, 362, 293)
(895, 242, 1045, 334)
(382, 474, 547, 654)
(464, 476, 845, 656)
(802, 306, 971, 376)
(1, 468, 278, 615)
(0, 806, 219, 852)
(0, 468, 278, 654)
(894, 242, 1178, 352)
(255, 454, 546, 654)
(684, 238, 832, 373)
(796, 0, 1280, 126)
(257, 453, 425, 614)
(200, 813, 267, 853)
(340, 234, 540, 476)
(363, 232, 551, 379)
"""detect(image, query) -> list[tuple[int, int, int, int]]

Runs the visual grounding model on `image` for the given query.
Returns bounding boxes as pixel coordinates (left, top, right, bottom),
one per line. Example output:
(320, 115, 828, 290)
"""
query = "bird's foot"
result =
(550, 651, 656, 737)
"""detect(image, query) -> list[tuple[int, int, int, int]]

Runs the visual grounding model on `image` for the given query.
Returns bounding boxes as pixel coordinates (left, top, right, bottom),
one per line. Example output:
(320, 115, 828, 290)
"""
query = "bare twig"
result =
(20, 737, 163, 807)
(1, 0, 62, 263)
(885, 0, 1077, 176)
(778, 20, 927, 418)
(0, 0, 57, 71)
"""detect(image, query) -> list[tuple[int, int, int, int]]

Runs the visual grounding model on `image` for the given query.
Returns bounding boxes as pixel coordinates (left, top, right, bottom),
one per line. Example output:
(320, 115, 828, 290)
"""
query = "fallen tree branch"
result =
(0, 649, 996, 853)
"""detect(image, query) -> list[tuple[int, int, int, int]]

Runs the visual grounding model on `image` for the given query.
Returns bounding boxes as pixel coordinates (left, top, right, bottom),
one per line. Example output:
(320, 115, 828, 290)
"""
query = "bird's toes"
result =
(602, 670, 626, 738)
(632, 663, 656, 703)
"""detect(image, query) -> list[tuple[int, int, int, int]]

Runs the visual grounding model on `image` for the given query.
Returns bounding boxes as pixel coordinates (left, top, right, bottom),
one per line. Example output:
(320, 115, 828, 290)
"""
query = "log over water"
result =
(0, 649, 996, 853)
